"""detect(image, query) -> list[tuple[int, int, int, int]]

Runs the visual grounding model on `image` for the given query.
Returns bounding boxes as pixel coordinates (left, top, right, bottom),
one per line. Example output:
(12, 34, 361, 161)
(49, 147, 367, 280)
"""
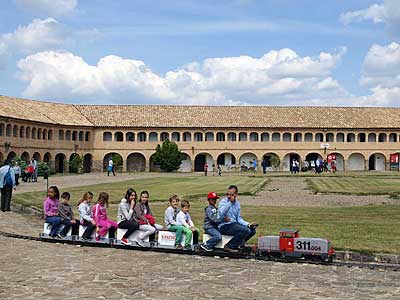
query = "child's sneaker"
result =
(134, 239, 145, 247)
(121, 238, 132, 245)
(200, 243, 212, 252)
(175, 244, 183, 250)
(184, 245, 192, 250)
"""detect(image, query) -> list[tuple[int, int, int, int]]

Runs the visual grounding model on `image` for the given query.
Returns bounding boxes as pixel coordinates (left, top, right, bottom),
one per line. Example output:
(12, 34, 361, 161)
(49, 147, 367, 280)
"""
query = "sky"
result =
(0, 0, 399, 106)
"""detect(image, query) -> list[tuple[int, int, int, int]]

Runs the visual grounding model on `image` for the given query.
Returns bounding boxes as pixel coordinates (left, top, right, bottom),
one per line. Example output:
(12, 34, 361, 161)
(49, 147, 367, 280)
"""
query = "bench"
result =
(43, 223, 71, 237)
(202, 234, 233, 248)
(116, 228, 149, 242)
(158, 230, 193, 246)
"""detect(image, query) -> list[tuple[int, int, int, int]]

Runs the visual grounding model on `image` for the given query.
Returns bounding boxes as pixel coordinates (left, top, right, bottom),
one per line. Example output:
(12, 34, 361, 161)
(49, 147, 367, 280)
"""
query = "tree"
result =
(153, 140, 185, 172)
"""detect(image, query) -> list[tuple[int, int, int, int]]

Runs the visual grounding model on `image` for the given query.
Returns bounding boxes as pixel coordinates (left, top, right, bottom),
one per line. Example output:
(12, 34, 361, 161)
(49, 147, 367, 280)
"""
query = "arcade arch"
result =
(126, 153, 146, 172)
(348, 153, 365, 171)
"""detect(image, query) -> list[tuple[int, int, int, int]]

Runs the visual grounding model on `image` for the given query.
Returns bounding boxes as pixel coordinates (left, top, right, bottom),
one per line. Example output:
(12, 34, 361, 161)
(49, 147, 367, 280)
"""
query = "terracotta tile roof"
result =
(1, 95, 400, 129)
(0, 95, 92, 126)
(77, 104, 400, 129)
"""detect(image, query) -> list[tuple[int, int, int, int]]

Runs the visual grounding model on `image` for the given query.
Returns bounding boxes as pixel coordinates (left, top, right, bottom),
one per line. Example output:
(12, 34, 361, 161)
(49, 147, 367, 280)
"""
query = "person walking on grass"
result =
(108, 157, 115, 176)
(0, 160, 16, 212)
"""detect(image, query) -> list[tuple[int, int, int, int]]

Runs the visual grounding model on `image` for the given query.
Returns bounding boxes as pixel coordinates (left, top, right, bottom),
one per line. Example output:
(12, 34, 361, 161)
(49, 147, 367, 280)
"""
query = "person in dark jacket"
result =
(58, 192, 79, 237)
(200, 192, 222, 251)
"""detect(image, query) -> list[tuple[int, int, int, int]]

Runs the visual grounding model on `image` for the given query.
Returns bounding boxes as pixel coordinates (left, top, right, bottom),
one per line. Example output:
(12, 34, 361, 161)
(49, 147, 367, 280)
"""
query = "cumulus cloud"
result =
(14, 0, 77, 17)
(340, 0, 400, 39)
(16, 48, 347, 105)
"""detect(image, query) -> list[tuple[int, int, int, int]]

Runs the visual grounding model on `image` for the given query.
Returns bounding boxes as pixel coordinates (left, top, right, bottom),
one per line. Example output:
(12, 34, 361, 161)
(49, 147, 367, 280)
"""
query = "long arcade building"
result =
(1, 95, 400, 173)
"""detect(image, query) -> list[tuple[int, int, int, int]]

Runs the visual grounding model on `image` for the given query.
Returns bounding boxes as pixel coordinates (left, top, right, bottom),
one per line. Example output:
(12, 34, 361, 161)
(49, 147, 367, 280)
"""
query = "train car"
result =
(257, 229, 335, 261)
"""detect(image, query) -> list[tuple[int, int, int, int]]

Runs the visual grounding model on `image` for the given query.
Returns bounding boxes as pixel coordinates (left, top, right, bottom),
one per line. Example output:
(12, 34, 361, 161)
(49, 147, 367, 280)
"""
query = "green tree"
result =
(153, 140, 185, 172)
(69, 154, 83, 173)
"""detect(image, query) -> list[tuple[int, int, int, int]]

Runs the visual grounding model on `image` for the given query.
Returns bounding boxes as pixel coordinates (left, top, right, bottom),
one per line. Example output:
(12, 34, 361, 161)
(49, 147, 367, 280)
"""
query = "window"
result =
(103, 132, 112, 141)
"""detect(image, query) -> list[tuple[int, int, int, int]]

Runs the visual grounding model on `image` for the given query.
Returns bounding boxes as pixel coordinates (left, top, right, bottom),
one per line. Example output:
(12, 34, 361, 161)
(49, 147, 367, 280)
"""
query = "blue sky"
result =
(0, 0, 399, 106)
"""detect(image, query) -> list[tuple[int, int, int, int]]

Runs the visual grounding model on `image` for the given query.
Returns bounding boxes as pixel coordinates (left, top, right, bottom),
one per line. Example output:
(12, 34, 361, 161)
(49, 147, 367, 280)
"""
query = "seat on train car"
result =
(116, 228, 149, 242)
(157, 229, 193, 247)
(202, 234, 233, 249)
(43, 223, 72, 237)
(78, 225, 108, 239)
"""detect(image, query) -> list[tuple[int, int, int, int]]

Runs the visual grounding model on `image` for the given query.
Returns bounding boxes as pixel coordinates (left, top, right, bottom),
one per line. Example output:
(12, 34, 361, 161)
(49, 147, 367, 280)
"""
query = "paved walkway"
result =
(0, 211, 399, 299)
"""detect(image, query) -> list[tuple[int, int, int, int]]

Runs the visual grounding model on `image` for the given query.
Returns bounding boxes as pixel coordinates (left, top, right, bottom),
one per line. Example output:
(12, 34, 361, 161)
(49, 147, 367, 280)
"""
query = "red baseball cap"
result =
(207, 192, 219, 199)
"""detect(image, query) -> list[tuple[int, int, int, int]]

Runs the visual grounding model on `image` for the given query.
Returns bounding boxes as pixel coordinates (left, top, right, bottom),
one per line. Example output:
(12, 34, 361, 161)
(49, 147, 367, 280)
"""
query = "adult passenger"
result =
(0, 160, 16, 212)
(218, 185, 257, 253)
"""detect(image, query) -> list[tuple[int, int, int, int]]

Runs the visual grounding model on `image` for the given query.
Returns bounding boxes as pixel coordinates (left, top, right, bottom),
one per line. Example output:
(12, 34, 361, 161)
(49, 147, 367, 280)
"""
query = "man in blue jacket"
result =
(0, 160, 16, 212)
(218, 185, 257, 253)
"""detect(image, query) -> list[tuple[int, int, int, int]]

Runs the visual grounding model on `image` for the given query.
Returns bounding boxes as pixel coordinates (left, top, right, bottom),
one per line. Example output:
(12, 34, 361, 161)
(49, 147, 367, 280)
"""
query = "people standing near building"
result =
(32, 158, 38, 182)
(0, 160, 16, 212)
(108, 157, 115, 176)
(261, 159, 267, 174)
(218, 185, 257, 253)
(217, 164, 222, 176)
(13, 162, 21, 186)
(252, 159, 257, 172)
(315, 159, 321, 174)
(204, 162, 208, 176)
(291, 159, 296, 174)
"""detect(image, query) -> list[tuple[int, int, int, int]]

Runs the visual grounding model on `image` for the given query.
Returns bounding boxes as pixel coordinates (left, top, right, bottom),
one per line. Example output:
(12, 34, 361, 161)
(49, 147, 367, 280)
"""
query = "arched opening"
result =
(178, 153, 192, 172)
(328, 153, 344, 171)
(114, 132, 123, 142)
(21, 151, 30, 163)
(171, 132, 180, 142)
(205, 132, 214, 142)
(33, 152, 41, 162)
(369, 153, 386, 171)
(239, 152, 257, 170)
(69, 153, 80, 173)
(249, 132, 258, 142)
(37, 128, 42, 140)
(294, 133, 302, 142)
(336, 132, 344, 142)
(261, 133, 269, 142)
(183, 132, 191, 142)
(227, 132, 236, 141)
(348, 153, 365, 171)
(55, 153, 66, 173)
(13, 125, 18, 137)
(347, 133, 355, 143)
(149, 132, 158, 142)
(43, 129, 47, 140)
(43, 152, 51, 164)
(59, 130, 64, 140)
(126, 132, 135, 142)
(315, 133, 324, 142)
(326, 133, 334, 142)
(239, 132, 247, 142)
(6, 151, 16, 161)
(138, 132, 146, 142)
(149, 153, 161, 172)
(378, 133, 387, 143)
(216, 132, 225, 142)
(283, 133, 291, 142)
(65, 130, 71, 141)
(368, 133, 376, 142)
(48, 129, 53, 140)
(103, 132, 112, 141)
(84, 131, 90, 142)
(389, 133, 397, 142)
(194, 153, 213, 172)
(72, 131, 77, 141)
(282, 153, 301, 172)
(194, 132, 203, 142)
(79, 131, 84, 141)
(272, 132, 280, 142)
(126, 153, 146, 172)
(83, 153, 93, 173)
(6, 124, 12, 137)
(217, 153, 236, 169)
(103, 153, 123, 172)
(262, 153, 280, 171)
(25, 127, 31, 139)
(160, 132, 169, 141)
(19, 126, 25, 138)
(31, 128, 37, 139)
(358, 133, 366, 142)
(305, 153, 323, 170)
(0, 123, 4, 136)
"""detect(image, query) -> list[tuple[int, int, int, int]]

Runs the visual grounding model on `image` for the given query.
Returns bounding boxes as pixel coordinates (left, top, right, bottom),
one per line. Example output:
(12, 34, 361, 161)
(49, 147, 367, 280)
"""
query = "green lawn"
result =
(306, 177, 400, 196)
(13, 175, 268, 208)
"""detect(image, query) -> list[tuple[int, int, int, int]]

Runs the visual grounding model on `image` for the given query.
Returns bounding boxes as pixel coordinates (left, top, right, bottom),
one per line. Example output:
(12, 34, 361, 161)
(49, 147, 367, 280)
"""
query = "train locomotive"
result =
(257, 229, 335, 261)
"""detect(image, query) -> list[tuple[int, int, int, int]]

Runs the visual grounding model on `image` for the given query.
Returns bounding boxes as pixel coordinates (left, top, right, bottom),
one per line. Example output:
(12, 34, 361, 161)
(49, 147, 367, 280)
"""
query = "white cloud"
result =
(0, 18, 69, 55)
(16, 48, 346, 105)
(14, 0, 77, 17)
(340, 0, 400, 38)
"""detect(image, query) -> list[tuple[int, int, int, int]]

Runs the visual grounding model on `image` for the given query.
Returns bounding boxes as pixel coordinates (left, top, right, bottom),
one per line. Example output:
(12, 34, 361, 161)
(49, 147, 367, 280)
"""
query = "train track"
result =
(0, 230, 398, 271)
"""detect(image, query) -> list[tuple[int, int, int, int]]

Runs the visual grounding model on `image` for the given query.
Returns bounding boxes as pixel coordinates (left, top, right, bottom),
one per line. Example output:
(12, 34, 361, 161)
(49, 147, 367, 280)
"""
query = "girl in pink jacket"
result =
(92, 192, 117, 241)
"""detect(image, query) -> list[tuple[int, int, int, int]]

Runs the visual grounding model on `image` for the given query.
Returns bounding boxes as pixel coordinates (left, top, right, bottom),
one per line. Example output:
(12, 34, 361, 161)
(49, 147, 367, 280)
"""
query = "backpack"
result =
(4, 167, 13, 187)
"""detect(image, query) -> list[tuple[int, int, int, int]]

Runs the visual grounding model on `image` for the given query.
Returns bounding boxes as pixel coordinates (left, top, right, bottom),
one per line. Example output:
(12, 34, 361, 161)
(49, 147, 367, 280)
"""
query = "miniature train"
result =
(41, 224, 335, 262)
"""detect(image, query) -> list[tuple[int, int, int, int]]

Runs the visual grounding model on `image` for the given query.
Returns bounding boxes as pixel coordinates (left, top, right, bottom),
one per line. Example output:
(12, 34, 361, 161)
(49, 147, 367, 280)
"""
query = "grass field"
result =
(13, 175, 268, 208)
(306, 176, 400, 196)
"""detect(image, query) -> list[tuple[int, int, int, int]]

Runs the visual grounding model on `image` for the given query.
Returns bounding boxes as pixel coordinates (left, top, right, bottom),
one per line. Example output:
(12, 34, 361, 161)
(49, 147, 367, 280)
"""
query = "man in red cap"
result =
(200, 192, 222, 251)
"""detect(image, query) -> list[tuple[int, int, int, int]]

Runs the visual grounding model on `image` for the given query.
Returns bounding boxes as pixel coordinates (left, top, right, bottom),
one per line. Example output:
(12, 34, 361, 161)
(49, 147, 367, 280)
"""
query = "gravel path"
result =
(240, 177, 396, 207)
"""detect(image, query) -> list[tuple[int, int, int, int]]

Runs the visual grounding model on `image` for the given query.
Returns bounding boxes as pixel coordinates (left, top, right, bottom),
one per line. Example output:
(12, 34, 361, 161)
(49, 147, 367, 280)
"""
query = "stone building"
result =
(1, 95, 400, 173)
